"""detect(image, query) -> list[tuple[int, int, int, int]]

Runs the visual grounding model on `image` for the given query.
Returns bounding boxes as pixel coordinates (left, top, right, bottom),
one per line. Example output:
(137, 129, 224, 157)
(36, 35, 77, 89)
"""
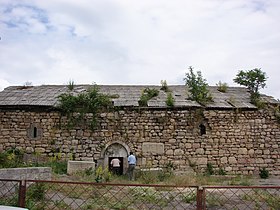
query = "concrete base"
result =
(67, 160, 95, 175)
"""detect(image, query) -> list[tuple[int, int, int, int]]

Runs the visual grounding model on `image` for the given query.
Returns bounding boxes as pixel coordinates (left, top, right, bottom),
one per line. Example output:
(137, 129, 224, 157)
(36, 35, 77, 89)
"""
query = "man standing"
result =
(127, 152, 136, 181)
(110, 158, 121, 175)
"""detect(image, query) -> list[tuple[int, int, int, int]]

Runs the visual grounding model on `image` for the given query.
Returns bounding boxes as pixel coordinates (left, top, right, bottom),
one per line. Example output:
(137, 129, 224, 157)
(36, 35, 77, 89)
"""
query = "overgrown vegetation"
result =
(273, 105, 280, 123)
(216, 81, 228, 92)
(205, 163, 214, 175)
(57, 85, 112, 129)
(184, 66, 212, 105)
(160, 80, 169, 92)
(243, 189, 280, 209)
(0, 148, 24, 168)
(259, 168, 269, 179)
(138, 87, 159, 106)
(94, 166, 112, 183)
(233, 68, 267, 105)
(0, 148, 67, 175)
(166, 92, 175, 107)
(67, 79, 75, 91)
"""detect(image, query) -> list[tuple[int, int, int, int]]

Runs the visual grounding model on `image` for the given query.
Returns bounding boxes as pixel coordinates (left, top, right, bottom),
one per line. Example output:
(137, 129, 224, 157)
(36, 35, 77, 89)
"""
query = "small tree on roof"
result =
(184, 66, 212, 105)
(233, 68, 267, 103)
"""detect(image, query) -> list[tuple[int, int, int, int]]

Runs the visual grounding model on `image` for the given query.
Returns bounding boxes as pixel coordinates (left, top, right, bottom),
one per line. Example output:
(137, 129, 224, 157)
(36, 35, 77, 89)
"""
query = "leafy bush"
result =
(94, 166, 112, 183)
(160, 80, 169, 92)
(138, 88, 159, 106)
(0, 148, 24, 168)
(48, 161, 67, 174)
(216, 81, 228, 92)
(205, 163, 214, 175)
(67, 80, 75, 91)
(27, 183, 46, 201)
(182, 192, 196, 203)
(259, 168, 269, 179)
(166, 92, 175, 107)
(57, 85, 112, 129)
(217, 168, 227, 175)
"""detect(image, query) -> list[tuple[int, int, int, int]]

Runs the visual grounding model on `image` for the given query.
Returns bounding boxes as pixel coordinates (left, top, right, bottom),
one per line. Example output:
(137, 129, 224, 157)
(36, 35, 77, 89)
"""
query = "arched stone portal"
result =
(100, 141, 130, 175)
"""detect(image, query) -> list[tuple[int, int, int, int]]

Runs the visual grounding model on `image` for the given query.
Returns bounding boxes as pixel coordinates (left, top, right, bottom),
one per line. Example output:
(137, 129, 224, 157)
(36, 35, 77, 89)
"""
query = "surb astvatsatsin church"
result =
(0, 84, 279, 176)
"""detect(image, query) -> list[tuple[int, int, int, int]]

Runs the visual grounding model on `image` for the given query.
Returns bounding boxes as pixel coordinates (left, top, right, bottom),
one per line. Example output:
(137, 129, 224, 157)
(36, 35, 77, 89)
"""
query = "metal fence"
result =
(0, 179, 279, 210)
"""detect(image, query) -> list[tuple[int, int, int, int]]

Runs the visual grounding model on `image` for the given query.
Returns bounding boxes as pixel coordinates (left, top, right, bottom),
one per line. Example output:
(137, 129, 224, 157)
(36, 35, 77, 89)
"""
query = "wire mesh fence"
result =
(24, 180, 198, 210)
(0, 179, 21, 207)
(0, 179, 280, 210)
(204, 186, 280, 210)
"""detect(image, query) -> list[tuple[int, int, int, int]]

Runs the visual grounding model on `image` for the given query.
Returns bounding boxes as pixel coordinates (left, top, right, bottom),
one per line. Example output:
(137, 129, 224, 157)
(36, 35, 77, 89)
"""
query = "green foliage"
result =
(84, 167, 94, 176)
(57, 85, 112, 129)
(259, 168, 269, 179)
(216, 81, 228, 92)
(252, 96, 266, 109)
(138, 88, 159, 106)
(67, 80, 75, 91)
(0, 148, 24, 168)
(0, 192, 18, 206)
(166, 92, 175, 107)
(181, 192, 196, 203)
(48, 160, 67, 174)
(94, 166, 112, 183)
(0, 148, 67, 175)
(130, 187, 168, 207)
(274, 105, 280, 123)
(138, 170, 158, 184)
(233, 68, 267, 104)
(27, 183, 46, 201)
(138, 167, 174, 184)
(217, 168, 227, 175)
(205, 163, 214, 175)
(206, 194, 226, 207)
(184, 66, 212, 105)
(160, 80, 169, 92)
(228, 175, 252, 186)
(243, 190, 280, 209)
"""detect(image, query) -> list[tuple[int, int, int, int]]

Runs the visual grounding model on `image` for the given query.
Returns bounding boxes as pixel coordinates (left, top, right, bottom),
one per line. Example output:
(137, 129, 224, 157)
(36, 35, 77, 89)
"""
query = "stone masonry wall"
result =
(0, 108, 279, 176)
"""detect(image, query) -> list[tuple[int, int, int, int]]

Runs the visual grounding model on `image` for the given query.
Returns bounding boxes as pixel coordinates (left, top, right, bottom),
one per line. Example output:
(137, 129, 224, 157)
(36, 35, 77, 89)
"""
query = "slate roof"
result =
(0, 85, 278, 109)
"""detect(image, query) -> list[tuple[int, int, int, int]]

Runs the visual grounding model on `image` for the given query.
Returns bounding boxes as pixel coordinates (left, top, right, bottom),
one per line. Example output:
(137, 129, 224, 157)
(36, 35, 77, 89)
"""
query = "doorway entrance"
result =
(102, 142, 129, 176)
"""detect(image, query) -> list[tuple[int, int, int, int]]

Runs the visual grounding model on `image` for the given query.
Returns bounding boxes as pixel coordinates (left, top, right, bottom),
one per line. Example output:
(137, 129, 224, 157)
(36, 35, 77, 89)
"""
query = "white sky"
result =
(0, 0, 280, 99)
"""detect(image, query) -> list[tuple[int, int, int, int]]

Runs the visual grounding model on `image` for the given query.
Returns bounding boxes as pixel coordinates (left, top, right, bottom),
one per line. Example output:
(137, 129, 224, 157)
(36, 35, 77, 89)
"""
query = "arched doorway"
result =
(101, 142, 129, 175)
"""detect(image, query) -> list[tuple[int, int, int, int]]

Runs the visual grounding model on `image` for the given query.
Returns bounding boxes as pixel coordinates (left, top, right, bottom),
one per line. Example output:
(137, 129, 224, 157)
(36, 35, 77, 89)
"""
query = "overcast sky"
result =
(1, 0, 280, 99)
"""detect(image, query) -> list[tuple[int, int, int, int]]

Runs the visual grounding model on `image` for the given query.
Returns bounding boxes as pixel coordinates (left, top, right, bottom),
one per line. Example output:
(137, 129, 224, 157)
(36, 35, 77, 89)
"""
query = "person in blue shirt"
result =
(127, 152, 136, 181)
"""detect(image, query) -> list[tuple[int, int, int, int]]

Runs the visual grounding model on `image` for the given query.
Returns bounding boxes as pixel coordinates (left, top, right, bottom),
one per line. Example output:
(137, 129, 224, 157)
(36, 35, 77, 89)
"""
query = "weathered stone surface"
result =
(196, 158, 207, 165)
(228, 157, 237, 164)
(142, 142, 164, 154)
(0, 107, 280, 175)
(238, 148, 248, 155)
(196, 148, 204, 155)
(220, 157, 228, 164)
(174, 149, 184, 156)
(67, 161, 95, 175)
(165, 149, 174, 155)
(0, 167, 51, 180)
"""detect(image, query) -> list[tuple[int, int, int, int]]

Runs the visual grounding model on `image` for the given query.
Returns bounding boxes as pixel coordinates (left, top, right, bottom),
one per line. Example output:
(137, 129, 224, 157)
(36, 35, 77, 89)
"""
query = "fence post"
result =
(196, 186, 205, 210)
(18, 180, 26, 208)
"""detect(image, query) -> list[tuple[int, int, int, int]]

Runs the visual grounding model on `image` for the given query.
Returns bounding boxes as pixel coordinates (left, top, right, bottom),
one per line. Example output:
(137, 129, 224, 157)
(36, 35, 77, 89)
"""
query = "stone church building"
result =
(0, 85, 279, 176)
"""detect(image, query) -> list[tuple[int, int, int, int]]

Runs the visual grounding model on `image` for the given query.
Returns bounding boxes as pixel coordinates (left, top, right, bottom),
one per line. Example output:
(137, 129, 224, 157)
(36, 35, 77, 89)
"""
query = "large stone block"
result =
(67, 161, 95, 175)
(196, 157, 208, 165)
(142, 142, 164, 154)
(220, 157, 228, 164)
(228, 157, 237, 164)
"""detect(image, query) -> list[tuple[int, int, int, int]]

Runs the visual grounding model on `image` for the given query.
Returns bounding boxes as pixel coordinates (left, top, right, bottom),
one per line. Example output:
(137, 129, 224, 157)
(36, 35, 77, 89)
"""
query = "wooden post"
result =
(18, 180, 26, 208)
